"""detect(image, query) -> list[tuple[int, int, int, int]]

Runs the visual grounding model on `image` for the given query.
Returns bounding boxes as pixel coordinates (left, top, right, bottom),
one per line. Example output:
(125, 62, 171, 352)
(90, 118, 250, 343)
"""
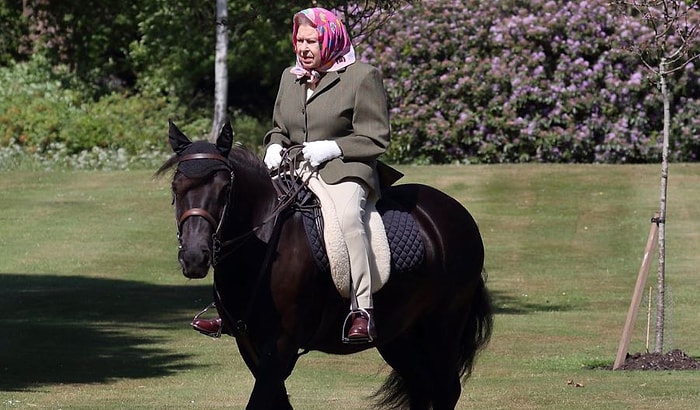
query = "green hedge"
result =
(0, 55, 269, 163)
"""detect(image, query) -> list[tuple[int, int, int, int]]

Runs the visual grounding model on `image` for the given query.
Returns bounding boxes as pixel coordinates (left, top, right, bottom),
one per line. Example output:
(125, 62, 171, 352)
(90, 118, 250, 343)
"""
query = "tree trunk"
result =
(655, 57, 670, 353)
(211, 0, 229, 141)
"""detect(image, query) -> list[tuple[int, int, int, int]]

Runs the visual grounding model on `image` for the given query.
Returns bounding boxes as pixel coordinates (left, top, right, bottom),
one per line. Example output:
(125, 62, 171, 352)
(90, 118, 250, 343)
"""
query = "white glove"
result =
(263, 143, 283, 170)
(302, 140, 342, 167)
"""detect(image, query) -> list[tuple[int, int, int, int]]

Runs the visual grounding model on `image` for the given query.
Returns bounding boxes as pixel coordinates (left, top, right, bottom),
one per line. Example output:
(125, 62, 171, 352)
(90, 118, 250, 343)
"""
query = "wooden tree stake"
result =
(613, 212, 660, 370)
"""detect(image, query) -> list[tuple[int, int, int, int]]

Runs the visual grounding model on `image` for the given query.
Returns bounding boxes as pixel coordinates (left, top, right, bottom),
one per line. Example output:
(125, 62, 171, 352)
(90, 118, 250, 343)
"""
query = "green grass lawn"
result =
(1, 164, 699, 409)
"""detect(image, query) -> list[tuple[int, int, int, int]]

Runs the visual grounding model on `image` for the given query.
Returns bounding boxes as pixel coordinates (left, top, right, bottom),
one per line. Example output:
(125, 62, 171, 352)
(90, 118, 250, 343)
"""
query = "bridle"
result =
(174, 152, 234, 266)
(173, 149, 313, 267)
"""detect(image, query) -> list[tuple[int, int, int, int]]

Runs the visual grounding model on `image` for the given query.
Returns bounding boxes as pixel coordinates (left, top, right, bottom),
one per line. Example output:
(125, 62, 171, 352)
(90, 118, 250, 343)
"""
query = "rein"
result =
(213, 149, 313, 265)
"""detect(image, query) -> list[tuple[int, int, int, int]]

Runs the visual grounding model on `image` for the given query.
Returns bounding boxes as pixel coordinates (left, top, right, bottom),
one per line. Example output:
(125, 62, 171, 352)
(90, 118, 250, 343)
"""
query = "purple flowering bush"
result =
(359, 0, 700, 164)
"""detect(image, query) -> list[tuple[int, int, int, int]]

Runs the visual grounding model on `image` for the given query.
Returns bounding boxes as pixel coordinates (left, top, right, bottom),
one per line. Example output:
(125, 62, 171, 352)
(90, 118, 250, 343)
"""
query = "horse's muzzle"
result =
(178, 246, 211, 279)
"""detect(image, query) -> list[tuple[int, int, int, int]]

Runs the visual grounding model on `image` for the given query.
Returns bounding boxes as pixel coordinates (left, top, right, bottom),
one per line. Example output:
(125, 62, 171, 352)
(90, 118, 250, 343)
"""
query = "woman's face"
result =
(296, 24, 321, 70)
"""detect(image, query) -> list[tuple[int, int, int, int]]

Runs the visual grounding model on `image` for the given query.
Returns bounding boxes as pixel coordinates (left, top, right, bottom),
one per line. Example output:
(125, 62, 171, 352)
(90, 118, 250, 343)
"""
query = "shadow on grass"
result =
(0, 274, 574, 392)
(0, 273, 213, 391)
(490, 290, 577, 315)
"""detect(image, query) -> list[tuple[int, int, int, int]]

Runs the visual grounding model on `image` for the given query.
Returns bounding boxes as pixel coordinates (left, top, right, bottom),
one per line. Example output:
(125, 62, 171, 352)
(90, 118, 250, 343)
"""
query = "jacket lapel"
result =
(306, 71, 340, 104)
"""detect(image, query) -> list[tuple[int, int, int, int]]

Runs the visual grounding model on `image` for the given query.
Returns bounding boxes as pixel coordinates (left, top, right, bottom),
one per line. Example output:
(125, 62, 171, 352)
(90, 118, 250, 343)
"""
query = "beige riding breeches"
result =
(313, 175, 377, 310)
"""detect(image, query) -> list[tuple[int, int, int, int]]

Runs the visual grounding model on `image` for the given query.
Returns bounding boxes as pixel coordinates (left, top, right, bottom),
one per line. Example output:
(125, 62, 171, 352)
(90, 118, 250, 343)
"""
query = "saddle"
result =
(271, 152, 423, 297)
(293, 181, 425, 297)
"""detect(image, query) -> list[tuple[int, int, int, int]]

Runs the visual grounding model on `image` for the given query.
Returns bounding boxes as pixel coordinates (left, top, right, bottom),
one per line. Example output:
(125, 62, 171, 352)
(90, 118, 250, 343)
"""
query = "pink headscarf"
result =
(290, 8, 356, 84)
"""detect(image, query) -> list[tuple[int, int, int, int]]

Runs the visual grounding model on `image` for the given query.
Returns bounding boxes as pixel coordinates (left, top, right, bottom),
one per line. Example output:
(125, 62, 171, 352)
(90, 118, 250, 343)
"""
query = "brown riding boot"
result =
(192, 317, 223, 338)
(346, 309, 374, 343)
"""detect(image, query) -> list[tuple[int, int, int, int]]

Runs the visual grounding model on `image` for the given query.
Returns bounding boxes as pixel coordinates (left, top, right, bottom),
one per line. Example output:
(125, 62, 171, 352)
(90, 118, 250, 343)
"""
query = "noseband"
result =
(178, 208, 220, 234)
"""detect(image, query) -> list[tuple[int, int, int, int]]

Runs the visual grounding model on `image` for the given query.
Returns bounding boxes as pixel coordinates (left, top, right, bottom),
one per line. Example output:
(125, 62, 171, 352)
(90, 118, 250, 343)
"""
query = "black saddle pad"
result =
(299, 190, 425, 276)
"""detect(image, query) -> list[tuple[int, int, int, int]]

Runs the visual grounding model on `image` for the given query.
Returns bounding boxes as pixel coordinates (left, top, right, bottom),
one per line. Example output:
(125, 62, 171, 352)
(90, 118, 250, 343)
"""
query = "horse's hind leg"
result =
(419, 297, 484, 410)
(375, 310, 473, 409)
(421, 321, 464, 409)
(375, 333, 433, 410)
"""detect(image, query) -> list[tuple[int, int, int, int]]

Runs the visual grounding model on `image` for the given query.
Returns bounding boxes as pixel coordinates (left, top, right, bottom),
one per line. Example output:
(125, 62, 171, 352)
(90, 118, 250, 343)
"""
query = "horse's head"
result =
(160, 120, 233, 279)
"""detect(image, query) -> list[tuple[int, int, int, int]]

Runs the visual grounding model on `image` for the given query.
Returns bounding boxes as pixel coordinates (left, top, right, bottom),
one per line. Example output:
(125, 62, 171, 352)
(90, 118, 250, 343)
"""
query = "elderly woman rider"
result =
(192, 7, 392, 343)
(264, 7, 391, 343)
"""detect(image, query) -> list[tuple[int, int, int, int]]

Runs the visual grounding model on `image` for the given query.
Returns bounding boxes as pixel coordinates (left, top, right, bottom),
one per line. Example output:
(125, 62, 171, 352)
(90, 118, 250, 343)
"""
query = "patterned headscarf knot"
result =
(289, 8, 356, 84)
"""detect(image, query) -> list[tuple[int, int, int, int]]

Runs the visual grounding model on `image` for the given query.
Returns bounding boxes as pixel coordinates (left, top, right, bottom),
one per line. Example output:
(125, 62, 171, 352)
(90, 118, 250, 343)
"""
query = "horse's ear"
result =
(168, 120, 191, 154)
(216, 121, 233, 157)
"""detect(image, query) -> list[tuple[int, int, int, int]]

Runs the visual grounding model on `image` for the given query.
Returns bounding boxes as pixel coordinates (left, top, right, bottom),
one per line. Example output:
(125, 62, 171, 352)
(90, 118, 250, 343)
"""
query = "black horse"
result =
(158, 121, 493, 410)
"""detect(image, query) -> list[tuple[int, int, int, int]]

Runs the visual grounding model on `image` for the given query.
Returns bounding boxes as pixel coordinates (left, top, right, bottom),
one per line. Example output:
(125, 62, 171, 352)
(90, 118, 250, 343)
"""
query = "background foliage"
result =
(0, 0, 698, 167)
(361, 0, 700, 164)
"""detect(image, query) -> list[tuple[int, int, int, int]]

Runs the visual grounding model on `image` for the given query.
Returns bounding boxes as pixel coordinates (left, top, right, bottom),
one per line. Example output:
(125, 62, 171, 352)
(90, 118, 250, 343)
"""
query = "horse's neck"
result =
(228, 162, 277, 232)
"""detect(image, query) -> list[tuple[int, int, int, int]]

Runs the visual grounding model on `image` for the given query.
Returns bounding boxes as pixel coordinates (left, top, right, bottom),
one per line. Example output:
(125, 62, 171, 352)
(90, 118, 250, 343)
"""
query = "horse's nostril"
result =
(177, 244, 212, 278)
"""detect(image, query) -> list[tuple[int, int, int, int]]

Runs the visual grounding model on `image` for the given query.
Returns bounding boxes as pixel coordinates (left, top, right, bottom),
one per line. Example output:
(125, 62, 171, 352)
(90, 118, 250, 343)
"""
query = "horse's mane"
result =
(155, 144, 267, 179)
(228, 145, 269, 179)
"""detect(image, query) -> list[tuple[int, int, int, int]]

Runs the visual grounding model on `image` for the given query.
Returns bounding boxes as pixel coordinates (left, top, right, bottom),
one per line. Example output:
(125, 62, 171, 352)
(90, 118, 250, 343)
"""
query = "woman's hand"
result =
(302, 140, 342, 167)
(264, 144, 284, 170)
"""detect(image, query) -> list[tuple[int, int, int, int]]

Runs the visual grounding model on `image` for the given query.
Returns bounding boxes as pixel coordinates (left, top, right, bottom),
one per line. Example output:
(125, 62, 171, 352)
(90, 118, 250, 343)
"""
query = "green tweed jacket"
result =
(263, 61, 391, 197)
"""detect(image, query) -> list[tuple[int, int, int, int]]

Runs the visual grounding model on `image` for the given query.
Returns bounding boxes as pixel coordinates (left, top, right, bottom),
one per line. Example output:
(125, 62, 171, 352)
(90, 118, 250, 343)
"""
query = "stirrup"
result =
(191, 302, 221, 338)
(341, 308, 374, 344)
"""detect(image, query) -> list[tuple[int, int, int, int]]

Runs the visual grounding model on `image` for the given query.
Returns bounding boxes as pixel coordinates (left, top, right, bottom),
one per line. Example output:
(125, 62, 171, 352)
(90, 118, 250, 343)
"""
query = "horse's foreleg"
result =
(246, 339, 295, 410)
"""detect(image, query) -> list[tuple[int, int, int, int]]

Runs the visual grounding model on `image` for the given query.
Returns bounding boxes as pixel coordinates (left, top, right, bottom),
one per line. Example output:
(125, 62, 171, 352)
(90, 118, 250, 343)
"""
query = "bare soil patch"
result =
(609, 349, 700, 370)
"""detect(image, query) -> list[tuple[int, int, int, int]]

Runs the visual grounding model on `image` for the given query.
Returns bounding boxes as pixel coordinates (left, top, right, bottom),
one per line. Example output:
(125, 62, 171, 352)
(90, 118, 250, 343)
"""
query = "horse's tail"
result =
(373, 371, 410, 410)
(458, 269, 494, 380)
